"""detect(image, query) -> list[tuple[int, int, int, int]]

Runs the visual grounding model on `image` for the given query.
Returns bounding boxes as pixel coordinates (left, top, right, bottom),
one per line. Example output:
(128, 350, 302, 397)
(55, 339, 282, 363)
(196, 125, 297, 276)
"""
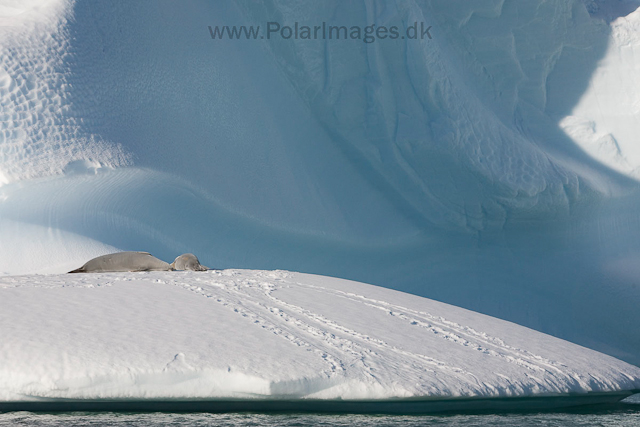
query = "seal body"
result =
(171, 253, 208, 271)
(68, 252, 172, 273)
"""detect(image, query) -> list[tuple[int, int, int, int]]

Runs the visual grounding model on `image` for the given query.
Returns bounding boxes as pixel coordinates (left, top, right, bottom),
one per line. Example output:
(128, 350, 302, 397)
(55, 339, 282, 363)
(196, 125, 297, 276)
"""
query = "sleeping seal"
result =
(171, 253, 208, 271)
(68, 252, 172, 273)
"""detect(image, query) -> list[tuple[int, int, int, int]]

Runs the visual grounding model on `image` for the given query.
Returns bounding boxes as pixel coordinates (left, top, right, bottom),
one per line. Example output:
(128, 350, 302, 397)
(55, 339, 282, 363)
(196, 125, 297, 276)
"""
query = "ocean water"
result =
(0, 395, 638, 427)
(0, 411, 639, 427)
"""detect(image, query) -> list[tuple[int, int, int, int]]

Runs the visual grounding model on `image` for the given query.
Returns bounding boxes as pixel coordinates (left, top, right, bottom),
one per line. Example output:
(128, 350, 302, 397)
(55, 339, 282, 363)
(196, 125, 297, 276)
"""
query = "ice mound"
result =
(1, 269, 638, 407)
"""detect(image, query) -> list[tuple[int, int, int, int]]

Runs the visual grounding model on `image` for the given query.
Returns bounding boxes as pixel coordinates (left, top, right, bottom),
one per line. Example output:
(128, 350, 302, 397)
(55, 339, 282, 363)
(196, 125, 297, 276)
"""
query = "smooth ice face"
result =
(1, 270, 639, 402)
(1, 0, 640, 367)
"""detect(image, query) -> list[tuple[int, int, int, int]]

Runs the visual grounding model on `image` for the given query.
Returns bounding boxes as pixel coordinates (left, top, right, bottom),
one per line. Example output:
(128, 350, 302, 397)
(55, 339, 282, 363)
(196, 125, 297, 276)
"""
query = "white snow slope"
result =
(1, 270, 639, 405)
(2, 0, 640, 367)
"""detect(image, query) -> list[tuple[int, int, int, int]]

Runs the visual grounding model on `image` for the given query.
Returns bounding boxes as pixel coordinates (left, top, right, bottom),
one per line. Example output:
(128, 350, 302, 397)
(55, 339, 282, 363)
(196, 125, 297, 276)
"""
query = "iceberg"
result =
(0, 270, 638, 413)
(1, 0, 640, 375)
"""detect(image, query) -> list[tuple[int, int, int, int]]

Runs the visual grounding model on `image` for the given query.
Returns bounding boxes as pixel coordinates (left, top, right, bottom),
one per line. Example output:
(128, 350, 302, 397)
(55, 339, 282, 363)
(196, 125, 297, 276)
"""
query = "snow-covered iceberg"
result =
(2, 0, 640, 371)
(1, 270, 638, 412)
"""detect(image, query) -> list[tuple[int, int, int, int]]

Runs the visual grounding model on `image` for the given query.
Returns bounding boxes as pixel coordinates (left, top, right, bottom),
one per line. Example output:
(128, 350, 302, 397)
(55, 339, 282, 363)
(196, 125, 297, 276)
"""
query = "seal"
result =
(171, 253, 208, 271)
(68, 251, 210, 273)
(68, 251, 172, 273)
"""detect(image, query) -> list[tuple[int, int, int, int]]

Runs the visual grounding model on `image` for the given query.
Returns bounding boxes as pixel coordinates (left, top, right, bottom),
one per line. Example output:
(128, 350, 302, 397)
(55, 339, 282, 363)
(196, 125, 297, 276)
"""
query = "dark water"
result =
(0, 395, 637, 426)
(0, 411, 639, 426)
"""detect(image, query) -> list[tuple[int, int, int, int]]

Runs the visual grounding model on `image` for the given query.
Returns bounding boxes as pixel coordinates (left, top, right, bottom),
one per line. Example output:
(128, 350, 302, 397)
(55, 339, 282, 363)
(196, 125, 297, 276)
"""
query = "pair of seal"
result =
(68, 252, 208, 273)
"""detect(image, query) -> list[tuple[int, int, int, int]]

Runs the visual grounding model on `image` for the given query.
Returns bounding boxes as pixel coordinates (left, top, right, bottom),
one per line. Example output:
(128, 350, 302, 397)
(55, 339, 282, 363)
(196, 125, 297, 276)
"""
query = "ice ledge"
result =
(1, 270, 639, 405)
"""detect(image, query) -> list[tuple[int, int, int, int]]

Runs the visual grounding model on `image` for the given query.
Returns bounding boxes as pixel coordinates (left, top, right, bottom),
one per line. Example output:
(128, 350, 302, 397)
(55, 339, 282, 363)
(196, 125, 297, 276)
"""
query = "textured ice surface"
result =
(1, 0, 640, 368)
(0, 0, 131, 184)
(1, 270, 639, 402)
(560, 7, 640, 176)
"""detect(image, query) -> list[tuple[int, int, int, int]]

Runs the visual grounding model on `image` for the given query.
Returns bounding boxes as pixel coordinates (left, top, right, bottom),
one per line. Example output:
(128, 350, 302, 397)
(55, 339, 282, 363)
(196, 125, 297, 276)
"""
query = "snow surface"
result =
(1, 269, 639, 402)
(2, 0, 640, 369)
(560, 6, 640, 176)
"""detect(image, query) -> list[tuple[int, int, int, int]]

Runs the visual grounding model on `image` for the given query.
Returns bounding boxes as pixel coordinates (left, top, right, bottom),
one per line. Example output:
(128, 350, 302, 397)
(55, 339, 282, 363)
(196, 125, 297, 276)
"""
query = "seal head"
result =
(171, 253, 208, 271)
